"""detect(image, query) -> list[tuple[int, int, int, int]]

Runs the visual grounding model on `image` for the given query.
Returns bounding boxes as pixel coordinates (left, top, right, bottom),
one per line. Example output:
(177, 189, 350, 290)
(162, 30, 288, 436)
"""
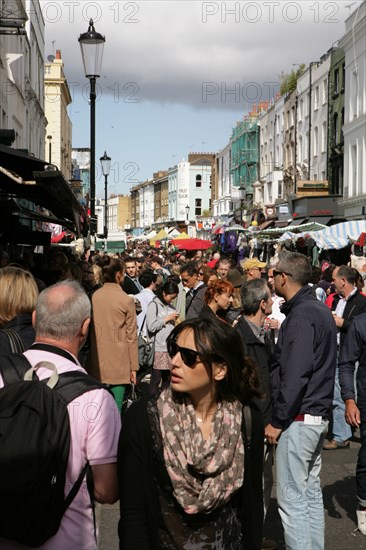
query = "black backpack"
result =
(0, 350, 105, 547)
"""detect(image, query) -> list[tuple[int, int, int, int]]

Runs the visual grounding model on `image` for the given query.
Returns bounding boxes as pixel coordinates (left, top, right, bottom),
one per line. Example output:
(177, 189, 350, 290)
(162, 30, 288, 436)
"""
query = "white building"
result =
(0, 0, 46, 157)
(338, 0, 366, 219)
(297, 53, 331, 182)
(139, 180, 155, 228)
(257, 101, 284, 208)
(213, 141, 232, 220)
(168, 155, 212, 223)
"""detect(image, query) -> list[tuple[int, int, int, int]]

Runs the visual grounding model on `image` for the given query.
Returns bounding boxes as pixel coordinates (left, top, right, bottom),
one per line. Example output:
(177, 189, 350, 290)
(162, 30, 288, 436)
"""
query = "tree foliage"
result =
(279, 64, 306, 95)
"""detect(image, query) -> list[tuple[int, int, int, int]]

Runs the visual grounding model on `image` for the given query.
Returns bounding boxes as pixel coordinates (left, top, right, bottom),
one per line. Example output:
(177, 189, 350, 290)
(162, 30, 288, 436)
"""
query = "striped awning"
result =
(279, 220, 366, 250)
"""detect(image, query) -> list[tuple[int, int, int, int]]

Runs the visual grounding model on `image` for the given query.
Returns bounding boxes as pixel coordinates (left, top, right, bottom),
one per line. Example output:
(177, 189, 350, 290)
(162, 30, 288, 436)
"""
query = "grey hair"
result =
(35, 280, 91, 341)
(277, 251, 311, 286)
(240, 278, 270, 315)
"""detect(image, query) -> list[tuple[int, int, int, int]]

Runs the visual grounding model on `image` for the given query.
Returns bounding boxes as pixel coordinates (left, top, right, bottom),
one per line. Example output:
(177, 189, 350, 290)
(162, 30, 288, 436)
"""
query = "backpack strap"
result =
(0, 353, 34, 385)
(0, 329, 25, 354)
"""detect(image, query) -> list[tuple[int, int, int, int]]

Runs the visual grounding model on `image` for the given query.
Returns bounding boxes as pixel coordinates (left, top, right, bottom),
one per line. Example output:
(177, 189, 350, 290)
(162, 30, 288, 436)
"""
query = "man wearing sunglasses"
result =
(180, 262, 207, 320)
(265, 252, 337, 550)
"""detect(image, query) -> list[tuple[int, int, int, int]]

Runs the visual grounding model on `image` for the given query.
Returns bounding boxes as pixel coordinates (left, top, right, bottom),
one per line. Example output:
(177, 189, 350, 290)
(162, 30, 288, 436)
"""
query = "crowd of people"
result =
(0, 242, 365, 549)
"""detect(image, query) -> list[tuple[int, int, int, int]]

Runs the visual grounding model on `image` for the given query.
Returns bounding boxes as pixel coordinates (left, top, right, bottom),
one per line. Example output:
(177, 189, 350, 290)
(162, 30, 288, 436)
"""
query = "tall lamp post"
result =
(79, 19, 105, 244)
(100, 151, 111, 250)
(47, 135, 52, 164)
(185, 204, 190, 225)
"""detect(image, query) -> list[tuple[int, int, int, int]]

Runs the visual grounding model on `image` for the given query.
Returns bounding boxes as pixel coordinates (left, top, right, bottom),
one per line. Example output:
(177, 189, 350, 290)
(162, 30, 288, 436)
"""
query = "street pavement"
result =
(98, 430, 364, 550)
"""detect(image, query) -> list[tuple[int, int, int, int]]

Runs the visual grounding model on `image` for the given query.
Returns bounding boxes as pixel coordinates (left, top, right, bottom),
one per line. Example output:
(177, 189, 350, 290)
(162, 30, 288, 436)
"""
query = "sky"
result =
(42, 0, 359, 198)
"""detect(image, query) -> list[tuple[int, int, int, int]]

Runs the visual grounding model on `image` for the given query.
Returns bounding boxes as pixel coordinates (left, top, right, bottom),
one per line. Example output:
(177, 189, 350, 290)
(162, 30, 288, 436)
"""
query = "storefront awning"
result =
(307, 216, 332, 226)
(0, 145, 84, 236)
(288, 218, 308, 226)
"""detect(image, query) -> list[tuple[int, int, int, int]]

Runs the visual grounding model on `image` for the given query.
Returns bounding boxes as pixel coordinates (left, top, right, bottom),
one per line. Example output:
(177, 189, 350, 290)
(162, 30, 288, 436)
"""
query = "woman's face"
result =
(207, 274, 218, 285)
(163, 292, 177, 304)
(215, 291, 233, 311)
(169, 329, 225, 400)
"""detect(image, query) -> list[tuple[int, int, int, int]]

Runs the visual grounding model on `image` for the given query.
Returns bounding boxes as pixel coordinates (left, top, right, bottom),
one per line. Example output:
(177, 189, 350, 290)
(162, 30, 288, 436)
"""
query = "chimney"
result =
(56, 50, 61, 60)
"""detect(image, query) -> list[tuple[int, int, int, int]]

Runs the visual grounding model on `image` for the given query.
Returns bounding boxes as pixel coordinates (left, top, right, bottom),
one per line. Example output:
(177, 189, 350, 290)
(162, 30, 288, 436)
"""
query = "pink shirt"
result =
(0, 348, 121, 550)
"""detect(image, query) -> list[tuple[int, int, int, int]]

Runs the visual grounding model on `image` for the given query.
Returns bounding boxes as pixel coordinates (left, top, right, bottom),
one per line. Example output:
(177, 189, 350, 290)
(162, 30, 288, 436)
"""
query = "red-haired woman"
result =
(199, 279, 234, 321)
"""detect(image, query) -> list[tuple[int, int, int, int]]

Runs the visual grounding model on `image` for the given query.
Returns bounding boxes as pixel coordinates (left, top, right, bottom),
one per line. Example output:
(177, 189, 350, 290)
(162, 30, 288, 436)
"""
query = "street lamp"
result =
(79, 19, 105, 242)
(185, 204, 190, 226)
(238, 184, 246, 225)
(47, 135, 52, 164)
(100, 151, 111, 244)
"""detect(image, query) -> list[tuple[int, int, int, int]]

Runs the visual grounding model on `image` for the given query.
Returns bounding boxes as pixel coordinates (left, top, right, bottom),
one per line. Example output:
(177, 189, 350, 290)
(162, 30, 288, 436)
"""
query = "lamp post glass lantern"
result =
(78, 19, 105, 242)
(100, 151, 111, 244)
(185, 205, 190, 226)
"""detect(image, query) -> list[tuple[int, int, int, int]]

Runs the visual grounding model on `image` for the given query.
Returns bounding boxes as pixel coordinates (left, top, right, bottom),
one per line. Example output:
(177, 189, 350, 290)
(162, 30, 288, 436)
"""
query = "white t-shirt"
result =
(0, 347, 121, 550)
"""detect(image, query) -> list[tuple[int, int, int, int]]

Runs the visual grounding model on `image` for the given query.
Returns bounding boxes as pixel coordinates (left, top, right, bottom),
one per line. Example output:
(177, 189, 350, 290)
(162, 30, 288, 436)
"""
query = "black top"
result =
(331, 291, 366, 349)
(0, 313, 35, 354)
(122, 275, 140, 295)
(118, 396, 264, 550)
(235, 316, 274, 426)
(339, 312, 366, 409)
(270, 286, 337, 430)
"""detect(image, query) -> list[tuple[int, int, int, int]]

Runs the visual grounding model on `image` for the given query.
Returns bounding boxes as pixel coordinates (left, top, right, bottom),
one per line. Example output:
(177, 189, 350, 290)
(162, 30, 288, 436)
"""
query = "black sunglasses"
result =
(273, 270, 293, 277)
(167, 340, 200, 367)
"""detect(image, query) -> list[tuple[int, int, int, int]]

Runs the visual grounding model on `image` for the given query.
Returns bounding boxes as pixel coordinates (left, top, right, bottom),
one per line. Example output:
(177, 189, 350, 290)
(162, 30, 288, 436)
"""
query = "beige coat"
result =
(87, 283, 138, 384)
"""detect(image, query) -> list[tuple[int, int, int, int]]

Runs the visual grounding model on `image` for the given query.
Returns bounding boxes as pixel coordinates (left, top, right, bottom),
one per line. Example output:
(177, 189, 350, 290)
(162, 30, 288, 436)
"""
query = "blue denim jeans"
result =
(332, 367, 352, 442)
(275, 420, 328, 550)
(357, 411, 366, 507)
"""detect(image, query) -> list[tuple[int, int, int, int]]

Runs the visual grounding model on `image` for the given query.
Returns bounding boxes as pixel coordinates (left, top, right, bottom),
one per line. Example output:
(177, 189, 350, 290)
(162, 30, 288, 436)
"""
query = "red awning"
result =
(171, 238, 213, 251)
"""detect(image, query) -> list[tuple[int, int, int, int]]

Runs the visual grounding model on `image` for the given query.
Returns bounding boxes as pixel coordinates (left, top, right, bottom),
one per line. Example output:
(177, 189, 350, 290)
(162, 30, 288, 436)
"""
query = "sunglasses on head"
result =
(167, 340, 200, 367)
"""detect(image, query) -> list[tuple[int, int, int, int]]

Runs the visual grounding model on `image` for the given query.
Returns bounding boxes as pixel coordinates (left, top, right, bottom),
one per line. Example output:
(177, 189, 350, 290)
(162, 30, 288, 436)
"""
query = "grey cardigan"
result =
(146, 297, 176, 352)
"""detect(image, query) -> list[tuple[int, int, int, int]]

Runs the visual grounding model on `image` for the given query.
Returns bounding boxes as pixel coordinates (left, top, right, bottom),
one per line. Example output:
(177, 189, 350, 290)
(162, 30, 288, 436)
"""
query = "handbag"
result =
(138, 315, 155, 369)
(121, 383, 139, 418)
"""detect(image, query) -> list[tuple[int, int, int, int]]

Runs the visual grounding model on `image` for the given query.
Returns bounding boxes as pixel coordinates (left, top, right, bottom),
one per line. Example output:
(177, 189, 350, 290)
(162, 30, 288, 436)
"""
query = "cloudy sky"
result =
(43, 0, 358, 196)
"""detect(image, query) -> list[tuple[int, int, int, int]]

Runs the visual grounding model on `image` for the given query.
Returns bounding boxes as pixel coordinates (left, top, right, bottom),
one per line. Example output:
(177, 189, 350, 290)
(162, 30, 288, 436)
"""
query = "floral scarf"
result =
(156, 387, 244, 514)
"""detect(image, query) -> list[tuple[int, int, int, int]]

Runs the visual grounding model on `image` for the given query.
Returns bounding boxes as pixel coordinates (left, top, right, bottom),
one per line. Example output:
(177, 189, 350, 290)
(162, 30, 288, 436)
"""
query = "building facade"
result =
(0, 0, 46, 157)
(44, 49, 72, 179)
(338, 0, 366, 219)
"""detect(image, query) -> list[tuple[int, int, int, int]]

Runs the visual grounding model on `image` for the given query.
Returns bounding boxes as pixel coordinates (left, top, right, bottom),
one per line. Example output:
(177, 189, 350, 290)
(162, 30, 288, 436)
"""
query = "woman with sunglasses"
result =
(118, 317, 264, 549)
(146, 280, 179, 396)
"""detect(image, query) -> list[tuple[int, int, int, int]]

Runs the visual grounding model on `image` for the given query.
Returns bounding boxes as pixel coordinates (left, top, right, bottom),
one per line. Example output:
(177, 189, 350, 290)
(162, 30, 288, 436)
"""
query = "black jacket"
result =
(339, 312, 366, 411)
(118, 396, 264, 550)
(270, 286, 337, 430)
(122, 275, 140, 295)
(235, 317, 274, 426)
(185, 284, 207, 320)
(0, 313, 35, 354)
(331, 291, 366, 349)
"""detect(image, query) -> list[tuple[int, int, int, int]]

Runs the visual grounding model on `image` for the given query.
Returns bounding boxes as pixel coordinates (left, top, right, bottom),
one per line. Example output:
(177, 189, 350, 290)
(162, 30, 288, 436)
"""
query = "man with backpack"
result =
(0, 280, 120, 549)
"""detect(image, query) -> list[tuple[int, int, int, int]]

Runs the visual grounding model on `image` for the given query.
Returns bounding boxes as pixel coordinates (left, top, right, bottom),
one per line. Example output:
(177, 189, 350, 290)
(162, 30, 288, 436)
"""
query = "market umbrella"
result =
(174, 231, 190, 239)
(150, 228, 168, 242)
(171, 238, 213, 251)
(224, 224, 246, 232)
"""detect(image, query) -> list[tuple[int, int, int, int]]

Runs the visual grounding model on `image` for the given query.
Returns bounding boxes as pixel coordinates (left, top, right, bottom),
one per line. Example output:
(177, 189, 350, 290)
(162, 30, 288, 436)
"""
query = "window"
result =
(314, 126, 319, 156)
(322, 121, 327, 152)
(298, 98, 304, 121)
(322, 78, 327, 104)
(333, 113, 338, 144)
(334, 69, 339, 94)
(341, 108, 344, 142)
(341, 62, 345, 91)
(195, 198, 202, 216)
(351, 71, 358, 118)
(278, 180, 283, 198)
(314, 86, 319, 110)
(196, 174, 202, 187)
